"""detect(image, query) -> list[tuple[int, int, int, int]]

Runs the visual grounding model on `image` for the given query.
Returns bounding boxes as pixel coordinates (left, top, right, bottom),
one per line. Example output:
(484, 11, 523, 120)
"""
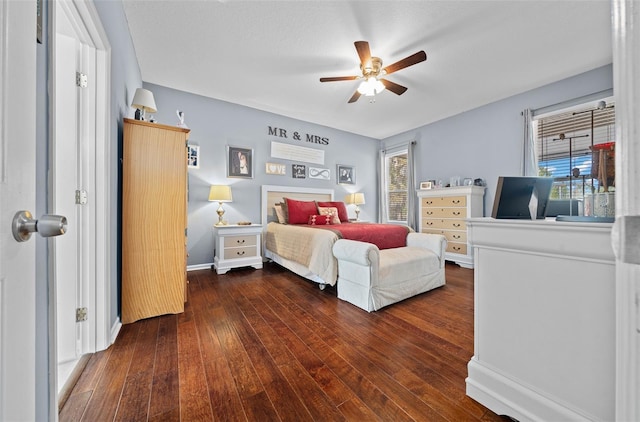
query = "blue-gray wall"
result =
(382, 64, 613, 216)
(144, 83, 378, 267)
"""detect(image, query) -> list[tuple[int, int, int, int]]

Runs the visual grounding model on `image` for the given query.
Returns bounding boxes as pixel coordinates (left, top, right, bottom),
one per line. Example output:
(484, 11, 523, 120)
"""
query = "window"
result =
(534, 100, 615, 201)
(385, 149, 408, 222)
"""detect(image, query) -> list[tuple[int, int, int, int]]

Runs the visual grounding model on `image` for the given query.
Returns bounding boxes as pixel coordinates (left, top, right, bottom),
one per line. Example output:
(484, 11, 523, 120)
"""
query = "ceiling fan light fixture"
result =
(357, 77, 386, 96)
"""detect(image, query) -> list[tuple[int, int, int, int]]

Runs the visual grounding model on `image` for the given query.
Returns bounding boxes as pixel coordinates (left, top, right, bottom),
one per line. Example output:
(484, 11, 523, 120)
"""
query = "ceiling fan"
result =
(319, 41, 427, 103)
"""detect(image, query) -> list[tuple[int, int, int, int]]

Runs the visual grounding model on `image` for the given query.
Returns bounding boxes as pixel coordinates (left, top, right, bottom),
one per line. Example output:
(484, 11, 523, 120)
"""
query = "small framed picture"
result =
(227, 145, 253, 178)
(308, 167, 330, 180)
(420, 181, 433, 190)
(187, 145, 200, 169)
(337, 164, 355, 185)
(292, 164, 306, 179)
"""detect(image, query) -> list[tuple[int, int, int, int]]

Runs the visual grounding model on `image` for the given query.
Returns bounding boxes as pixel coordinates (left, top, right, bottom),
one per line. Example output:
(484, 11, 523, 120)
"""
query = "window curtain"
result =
(522, 108, 538, 176)
(407, 141, 417, 230)
(378, 149, 388, 223)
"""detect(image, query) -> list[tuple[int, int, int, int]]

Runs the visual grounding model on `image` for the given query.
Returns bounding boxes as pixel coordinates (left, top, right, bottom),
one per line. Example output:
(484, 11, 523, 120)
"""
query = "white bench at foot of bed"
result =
(332, 233, 447, 312)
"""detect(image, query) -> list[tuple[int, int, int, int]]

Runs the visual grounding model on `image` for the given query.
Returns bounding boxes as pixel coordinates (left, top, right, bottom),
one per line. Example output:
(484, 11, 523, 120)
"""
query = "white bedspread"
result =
(264, 222, 339, 285)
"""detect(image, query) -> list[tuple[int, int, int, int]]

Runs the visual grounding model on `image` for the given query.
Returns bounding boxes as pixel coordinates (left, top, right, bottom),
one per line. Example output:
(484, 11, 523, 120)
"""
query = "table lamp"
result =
(131, 88, 157, 121)
(345, 192, 366, 221)
(209, 185, 233, 226)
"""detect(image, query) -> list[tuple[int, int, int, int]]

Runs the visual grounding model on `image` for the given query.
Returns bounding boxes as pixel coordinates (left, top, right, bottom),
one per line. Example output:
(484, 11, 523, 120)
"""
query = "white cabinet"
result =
(213, 224, 263, 274)
(466, 218, 615, 421)
(418, 185, 485, 268)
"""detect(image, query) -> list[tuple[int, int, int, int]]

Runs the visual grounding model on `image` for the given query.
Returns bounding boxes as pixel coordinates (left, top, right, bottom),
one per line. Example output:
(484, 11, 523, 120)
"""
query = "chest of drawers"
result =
(417, 186, 485, 268)
(213, 224, 263, 274)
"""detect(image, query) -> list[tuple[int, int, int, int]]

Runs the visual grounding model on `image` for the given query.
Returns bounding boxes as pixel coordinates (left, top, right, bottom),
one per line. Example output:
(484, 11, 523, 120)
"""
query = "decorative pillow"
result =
(308, 215, 332, 225)
(316, 201, 349, 222)
(283, 197, 318, 224)
(274, 203, 286, 224)
(318, 206, 341, 224)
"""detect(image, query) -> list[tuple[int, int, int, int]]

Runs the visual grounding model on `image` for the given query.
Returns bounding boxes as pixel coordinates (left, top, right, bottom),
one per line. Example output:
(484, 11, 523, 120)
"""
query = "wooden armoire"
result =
(121, 118, 190, 324)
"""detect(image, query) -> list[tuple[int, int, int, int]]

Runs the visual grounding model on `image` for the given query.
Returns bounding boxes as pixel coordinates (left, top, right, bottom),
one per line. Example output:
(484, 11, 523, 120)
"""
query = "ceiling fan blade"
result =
(319, 76, 359, 82)
(354, 41, 371, 65)
(348, 91, 362, 103)
(380, 79, 408, 95)
(383, 51, 427, 75)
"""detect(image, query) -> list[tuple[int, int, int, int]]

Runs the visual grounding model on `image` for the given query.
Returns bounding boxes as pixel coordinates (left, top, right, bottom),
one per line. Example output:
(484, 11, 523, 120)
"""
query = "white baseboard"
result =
(187, 263, 213, 271)
(110, 318, 122, 345)
(466, 358, 595, 422)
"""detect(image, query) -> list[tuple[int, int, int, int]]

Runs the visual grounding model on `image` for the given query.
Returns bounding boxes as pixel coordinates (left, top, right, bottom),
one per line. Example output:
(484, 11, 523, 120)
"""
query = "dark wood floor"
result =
(59, 262, 505, 421)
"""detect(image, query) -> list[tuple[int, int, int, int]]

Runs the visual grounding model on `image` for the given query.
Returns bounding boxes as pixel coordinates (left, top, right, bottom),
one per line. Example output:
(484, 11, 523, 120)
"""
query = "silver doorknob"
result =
(12, 210, 68, 242)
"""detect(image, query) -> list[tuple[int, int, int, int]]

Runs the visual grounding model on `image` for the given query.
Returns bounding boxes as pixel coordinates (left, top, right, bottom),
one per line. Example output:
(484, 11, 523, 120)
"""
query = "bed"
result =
(260, 185, 410, 288)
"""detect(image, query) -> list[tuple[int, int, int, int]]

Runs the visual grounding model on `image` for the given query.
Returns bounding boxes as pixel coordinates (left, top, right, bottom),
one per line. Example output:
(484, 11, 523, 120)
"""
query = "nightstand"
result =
(213, 224, 263, 274)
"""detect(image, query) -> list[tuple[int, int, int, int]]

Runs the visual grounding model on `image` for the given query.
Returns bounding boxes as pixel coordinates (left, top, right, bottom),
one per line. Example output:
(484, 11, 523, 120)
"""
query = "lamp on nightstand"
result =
(209, 185, 233, 226)
(345, 192, 366, 221)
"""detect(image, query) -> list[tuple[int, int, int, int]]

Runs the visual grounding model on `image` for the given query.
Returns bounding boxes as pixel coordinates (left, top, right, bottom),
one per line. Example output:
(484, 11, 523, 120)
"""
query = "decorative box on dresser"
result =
(213, 224, 263, 274)
(121, 118, 190, 324)
(417, 185, 485, 268)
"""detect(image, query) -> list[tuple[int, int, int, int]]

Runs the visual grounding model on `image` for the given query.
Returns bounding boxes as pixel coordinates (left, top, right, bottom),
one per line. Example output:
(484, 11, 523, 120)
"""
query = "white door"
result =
(0, 1, 38, 420)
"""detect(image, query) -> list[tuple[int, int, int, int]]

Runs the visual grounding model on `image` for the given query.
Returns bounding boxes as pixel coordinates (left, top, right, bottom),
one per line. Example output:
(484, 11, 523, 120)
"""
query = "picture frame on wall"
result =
(227, 145, 253, 178)
(187, 145, 200, 169)
(337, 164, 355, 185)
(292, 164, 306, 179)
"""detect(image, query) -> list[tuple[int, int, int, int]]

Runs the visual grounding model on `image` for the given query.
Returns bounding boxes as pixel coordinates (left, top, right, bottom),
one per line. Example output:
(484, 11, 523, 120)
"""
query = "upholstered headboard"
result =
(260, 185, 334, 226)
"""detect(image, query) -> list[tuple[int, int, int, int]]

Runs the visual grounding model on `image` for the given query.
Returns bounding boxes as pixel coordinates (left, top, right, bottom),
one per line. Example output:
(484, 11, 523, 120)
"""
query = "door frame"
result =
(48, 0, 111, 415)
(612, 1, 640, 420)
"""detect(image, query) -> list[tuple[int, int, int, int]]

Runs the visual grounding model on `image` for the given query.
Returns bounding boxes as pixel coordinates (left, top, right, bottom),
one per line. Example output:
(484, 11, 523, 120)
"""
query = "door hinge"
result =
(76, 72, 88, 88)
(75, 189, 88, 205)
(76, 307, 88, 322)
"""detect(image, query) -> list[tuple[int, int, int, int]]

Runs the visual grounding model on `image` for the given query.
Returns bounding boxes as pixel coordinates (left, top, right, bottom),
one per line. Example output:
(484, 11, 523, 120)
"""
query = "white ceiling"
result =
(122, 1, 612, 139)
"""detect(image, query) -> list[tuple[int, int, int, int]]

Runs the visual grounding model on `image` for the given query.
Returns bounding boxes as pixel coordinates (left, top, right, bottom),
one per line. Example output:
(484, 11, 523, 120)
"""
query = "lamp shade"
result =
(208, 185, 233, 202)
(131, 88, 157, 113)
(345, 192, 365, 205)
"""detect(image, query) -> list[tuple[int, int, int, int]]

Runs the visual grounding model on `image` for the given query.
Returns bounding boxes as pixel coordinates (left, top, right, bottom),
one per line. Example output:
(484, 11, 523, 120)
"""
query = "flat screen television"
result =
(491, 176, 554, 219)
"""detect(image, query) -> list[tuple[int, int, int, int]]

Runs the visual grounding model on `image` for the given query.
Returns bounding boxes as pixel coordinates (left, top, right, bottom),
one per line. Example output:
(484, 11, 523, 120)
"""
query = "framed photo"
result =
(227, 145, 253, 178)
(337, 164, 355, 185)
(187, 145, 200, 168)
(292, 164, 306, 179)
(420, 181, 433, 190)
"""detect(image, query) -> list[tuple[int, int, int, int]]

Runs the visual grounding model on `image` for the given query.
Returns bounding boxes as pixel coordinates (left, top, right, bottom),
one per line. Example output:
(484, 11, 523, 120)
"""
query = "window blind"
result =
(535, 104, 615, 199)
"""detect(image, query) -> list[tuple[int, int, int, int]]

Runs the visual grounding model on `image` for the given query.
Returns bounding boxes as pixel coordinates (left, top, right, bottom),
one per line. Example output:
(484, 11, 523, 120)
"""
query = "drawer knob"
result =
(236, 250, 245, 256)
(453, 223, 461, 227)
(452, 200, 461, 204)
(453, 235, 461, 239)
(453, 246, 461, 251)
(427, 211, 433, 215)
(453, 211, 461, 216)
(236, 239, 245, 244)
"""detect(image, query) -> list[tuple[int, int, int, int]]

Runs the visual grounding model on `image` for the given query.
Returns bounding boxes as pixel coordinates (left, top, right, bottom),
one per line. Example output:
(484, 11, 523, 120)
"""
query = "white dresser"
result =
(417, 186, 485, 268)
(466, 218, 615, 421)
(213, 224, 263, 274)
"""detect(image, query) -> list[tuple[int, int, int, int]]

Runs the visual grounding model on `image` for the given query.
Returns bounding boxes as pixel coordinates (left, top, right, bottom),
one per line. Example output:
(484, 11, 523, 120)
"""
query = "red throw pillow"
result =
(316, 201, 349, 222)
(284, 198, 318, 224)
(308, 215, 332, 225)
